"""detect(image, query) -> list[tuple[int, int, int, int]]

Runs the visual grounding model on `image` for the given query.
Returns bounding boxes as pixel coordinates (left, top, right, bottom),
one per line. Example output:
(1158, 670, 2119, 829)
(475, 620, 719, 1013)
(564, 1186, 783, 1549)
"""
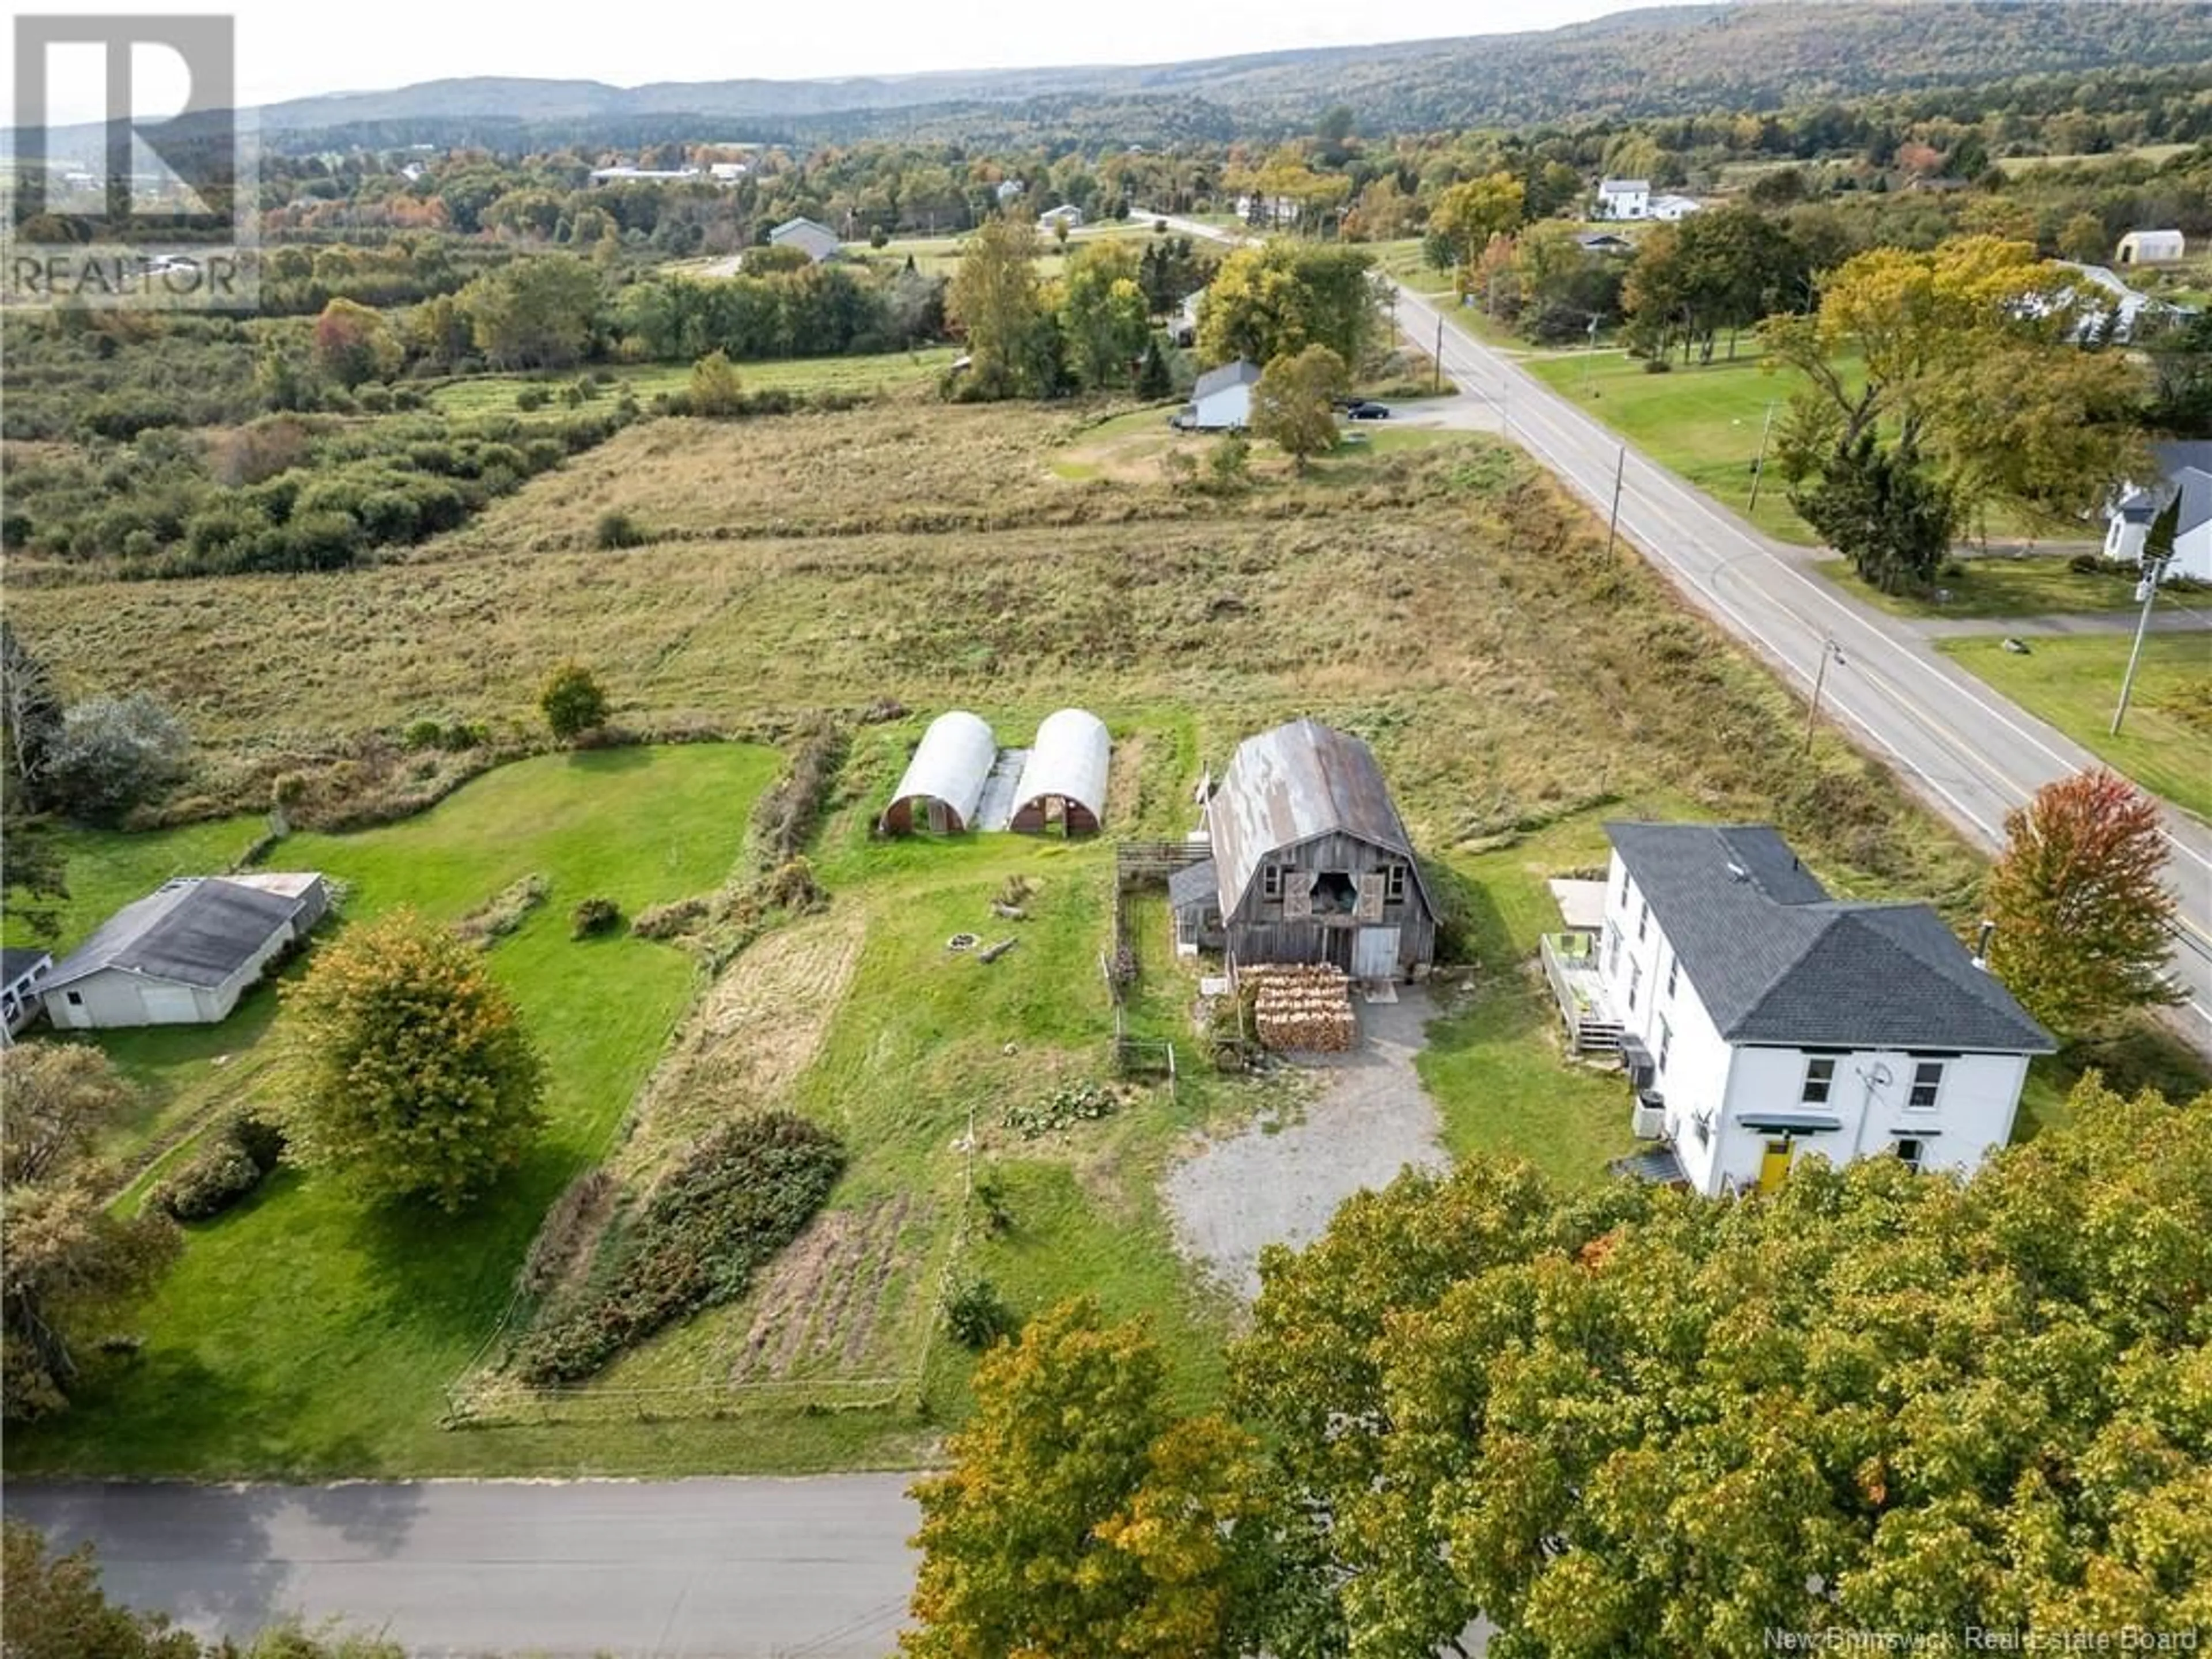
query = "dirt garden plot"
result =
(1164, 987, 1450, 1301)
(729, 1193, 932, 1382)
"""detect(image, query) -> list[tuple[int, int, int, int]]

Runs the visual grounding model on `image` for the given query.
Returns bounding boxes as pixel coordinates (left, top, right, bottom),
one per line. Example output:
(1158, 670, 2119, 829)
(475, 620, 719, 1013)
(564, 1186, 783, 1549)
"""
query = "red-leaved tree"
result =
(1984, 768, 2180, 1036)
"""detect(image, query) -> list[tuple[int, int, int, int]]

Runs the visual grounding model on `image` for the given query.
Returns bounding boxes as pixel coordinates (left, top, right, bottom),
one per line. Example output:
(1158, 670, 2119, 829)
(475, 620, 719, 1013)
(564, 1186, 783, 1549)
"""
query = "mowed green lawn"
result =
(1940, 633, 2212, 820)
(8, 744, 778, 1478)
(428, 349, 957, 418)
(1524, 347, 1819, 543)
(1816, 555, 2142, 621)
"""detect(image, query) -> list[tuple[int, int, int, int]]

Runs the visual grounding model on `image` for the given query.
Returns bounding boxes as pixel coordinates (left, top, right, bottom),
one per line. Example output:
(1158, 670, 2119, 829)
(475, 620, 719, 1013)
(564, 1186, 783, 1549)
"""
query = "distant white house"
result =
(768, 216, 841, 263)
(2105, 441, 2212, 585)
(995, 179, 1025, 205)
(42, 874, 329, 1030)
(1232, 194, 1302, 227)
(709, 161, 749, 181)
(2117, 228, 2186, 266)
(2, 947, 53, 1041)
(1594, 178, 1650, 220)
(1556, 823, 2052, 1198)
(1649, 193, 1702, 221)
(398, 161, 427, 183)
(1175, 359, 1259, 431)
(589, 165, 701, 184)
(1039, 203, 1085, 230)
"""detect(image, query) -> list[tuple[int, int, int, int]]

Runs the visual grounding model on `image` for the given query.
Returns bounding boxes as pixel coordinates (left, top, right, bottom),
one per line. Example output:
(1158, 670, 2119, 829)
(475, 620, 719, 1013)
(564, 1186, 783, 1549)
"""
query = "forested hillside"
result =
(215, 2, 2212, 147)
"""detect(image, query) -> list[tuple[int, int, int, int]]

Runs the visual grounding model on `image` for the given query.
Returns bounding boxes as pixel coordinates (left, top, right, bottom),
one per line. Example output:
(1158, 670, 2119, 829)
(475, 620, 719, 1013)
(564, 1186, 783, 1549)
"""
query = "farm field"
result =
(1939, 632, 2212, 821)
(12, 393, 2146, 1480)
(426, 347, 959, 418)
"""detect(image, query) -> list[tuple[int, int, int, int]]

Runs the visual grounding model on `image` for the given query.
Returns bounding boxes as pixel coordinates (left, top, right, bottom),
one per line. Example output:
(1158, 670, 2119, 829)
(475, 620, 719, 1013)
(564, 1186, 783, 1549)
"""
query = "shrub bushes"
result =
(511, 1113, 846, 1384)
(942, 1275, 1018, 1350)
(594, 510, 649, 550)
(748, 719, 847, 868)
(148, 1108, 287, 1222)
(517, 1168, 614, 1297)
(452, 873, 550, 949)
(571, 897, 623, 938)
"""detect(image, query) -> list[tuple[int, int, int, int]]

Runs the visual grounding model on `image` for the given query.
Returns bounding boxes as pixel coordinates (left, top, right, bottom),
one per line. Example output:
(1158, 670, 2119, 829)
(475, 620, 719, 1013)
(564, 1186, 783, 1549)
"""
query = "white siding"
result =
(1191, 382, 1252, 430)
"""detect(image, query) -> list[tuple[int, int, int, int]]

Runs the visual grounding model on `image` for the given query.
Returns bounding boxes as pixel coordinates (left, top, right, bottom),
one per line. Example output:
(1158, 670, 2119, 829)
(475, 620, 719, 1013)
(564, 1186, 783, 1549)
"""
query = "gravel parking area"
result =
(1164, 986, 1450, 1301)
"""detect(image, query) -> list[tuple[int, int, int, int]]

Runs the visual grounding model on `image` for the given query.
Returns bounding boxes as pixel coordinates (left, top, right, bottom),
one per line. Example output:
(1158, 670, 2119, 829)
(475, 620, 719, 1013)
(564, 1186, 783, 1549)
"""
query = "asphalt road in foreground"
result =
(1145, 212, 2212, 1042)
(6, 1477, 921, 1658)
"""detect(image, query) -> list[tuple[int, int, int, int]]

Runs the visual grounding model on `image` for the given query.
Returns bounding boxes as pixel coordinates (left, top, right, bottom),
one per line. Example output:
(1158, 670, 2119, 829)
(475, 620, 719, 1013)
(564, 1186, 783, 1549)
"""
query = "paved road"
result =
(1147, 211, 2212, 1040)
(7, 1477, 921, 1658)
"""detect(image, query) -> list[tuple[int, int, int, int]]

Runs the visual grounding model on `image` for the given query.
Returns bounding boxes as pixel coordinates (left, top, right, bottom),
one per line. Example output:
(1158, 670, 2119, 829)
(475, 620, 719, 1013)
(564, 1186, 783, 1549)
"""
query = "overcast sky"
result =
(13, 0, 1678, 126)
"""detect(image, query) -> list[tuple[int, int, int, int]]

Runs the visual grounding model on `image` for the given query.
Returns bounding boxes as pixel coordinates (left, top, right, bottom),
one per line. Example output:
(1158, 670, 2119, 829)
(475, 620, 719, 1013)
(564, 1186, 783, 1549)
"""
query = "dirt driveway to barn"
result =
(1164, 986, 1450, 1301)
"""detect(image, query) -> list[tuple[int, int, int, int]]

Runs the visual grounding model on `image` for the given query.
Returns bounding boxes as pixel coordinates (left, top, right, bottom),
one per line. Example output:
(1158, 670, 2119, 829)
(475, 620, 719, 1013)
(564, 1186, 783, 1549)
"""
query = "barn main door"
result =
(1353, 927, 1400, 980)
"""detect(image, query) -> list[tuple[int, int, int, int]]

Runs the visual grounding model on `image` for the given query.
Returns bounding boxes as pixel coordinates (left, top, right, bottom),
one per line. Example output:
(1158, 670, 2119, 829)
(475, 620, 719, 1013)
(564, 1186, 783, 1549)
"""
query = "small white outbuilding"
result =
(2116, 229, 2186, 266)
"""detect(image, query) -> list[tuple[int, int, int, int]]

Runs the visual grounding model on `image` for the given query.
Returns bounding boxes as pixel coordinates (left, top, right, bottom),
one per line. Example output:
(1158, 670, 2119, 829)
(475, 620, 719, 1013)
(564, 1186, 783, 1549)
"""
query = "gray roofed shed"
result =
(46, 878, 306, 991)
(1605, 823, 2054, 1053)
(1210, 719, 1429, 915)
(880, 711, 997, 835)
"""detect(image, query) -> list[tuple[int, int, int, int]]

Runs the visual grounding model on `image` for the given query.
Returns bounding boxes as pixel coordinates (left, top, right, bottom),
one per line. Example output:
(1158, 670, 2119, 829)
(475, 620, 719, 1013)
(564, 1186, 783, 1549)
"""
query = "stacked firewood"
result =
(1245, 963, 1357, 1052)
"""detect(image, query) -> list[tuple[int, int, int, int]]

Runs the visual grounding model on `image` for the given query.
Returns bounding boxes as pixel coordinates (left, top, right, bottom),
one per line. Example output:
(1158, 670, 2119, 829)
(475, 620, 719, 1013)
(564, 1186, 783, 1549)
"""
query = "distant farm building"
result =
(2118, 229, 2186, 266)
(1010, 710, 1109, 836)
(589, 165, 701, 183)
(768, 217, 841, 263)
(881, 711, 1112, 836)
(1595, 178, 1650, 220)
(1039, 204, 1085, 230)
(1649, 194, 1702, 221)
(1175, 719, 1435, 980)
(1176, 359, 1259, 431)
(41, 874, 329, 1029)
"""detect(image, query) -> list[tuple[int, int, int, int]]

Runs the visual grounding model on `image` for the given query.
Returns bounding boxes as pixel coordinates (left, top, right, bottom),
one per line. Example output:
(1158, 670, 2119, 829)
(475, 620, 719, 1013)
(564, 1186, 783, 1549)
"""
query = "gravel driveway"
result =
(1164, 986, 1450, 1301)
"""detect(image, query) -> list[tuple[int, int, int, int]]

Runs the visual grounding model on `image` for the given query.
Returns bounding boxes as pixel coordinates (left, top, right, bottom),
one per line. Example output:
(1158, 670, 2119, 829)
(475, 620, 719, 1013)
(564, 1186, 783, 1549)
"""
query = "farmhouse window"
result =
(1606, 922, 1622, 976)
(1627, 960, 1642, 1010)
(1637, 900, 1649, 942)
(1386, 863, 1407, 904)
(1312, 871, 1358, 915)
(1619, 867, 1631, 906)
(1908, 1060, 1945, 1111)
(1263, 865, 1282, 902)
(1665, 955, 1678, 999)
(1801, 1057, 1835, 1105)
(65, 990, 83, 1006)
(1893, 1137, 1926, 1172)
(1657, 1016, 1673, 1073)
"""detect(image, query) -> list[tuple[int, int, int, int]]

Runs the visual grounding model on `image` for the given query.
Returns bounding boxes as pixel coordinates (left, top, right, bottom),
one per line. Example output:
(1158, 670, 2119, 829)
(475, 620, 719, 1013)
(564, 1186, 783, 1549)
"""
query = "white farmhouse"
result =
(1174, 359, 1259, 431)
(1555, 824, 2051, 1196)
(2105, 441, 2212, 585)
(1594, 178, 1650, 220)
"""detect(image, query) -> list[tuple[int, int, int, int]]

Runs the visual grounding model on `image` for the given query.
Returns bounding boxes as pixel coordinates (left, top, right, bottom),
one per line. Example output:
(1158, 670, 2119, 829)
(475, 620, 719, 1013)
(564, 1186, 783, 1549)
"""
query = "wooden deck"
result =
(1541, 933, 1622, 1053)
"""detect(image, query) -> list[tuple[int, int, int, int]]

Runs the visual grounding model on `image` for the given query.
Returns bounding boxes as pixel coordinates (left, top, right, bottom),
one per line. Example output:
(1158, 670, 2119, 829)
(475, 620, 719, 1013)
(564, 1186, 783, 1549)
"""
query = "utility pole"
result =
(1747, 399, 1776, 513)
(1604, 444, 1626, 561)
(1805, 636, 1846, 754)
(1433, 312, 1444, 394)
(2111, 556, 2168, 735)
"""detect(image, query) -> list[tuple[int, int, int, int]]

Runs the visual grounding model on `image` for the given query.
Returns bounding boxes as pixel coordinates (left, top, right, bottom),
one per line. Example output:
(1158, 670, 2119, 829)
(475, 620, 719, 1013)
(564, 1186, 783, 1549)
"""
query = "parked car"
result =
(1343, 401, 1392, 421)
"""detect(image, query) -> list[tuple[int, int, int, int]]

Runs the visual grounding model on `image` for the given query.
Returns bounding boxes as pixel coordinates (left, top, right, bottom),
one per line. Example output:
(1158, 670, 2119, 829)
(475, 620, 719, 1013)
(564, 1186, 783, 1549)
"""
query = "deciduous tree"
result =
(286, 910, 547, 1211)
(310, 298, 402, 388)
(1059, 242, 1151, 390)
(948, 214, 1045, 399)
(41, 692, 189, 825)
(1251, 345, 1349, 471)
(1983, 768, 2180, 1035)
(1198, 242, 1381, 372)
(460, 256, 603, 370)
(687, 349, 745, 415)
(1, 616, 65, 808)
(905, 1298, 1273, 1659)
(1234, 1078, 2212, 1656)
(1430, 172, 1524, 272)
(539, 661, 609, 741)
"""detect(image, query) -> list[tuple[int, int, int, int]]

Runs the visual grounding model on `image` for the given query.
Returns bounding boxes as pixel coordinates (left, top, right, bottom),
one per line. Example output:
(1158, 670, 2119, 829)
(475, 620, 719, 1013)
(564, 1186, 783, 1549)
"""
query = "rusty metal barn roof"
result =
(1010, 709, 1109, 825)
(881, 711, 997, 832)
(1207, 719, 1427, 914)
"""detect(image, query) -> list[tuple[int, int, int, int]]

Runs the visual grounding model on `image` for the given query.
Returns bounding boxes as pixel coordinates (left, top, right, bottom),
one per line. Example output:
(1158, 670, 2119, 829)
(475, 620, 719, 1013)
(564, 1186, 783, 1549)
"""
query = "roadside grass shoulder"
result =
(1938, 632, 2212, 820)
(1816, 554, 2143, 620)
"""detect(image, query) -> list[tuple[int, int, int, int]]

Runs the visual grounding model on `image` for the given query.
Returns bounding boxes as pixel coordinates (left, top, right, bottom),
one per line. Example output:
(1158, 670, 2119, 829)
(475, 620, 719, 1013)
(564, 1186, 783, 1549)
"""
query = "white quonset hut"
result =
(1010, 709, 1109, 836)
(2118, 229, 2186, 266)
(880, 711, 997, 835)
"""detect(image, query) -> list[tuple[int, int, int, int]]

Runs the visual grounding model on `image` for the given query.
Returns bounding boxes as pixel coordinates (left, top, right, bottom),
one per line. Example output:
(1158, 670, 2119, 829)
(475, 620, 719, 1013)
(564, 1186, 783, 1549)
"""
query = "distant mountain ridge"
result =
(29, 2, 2212, 150)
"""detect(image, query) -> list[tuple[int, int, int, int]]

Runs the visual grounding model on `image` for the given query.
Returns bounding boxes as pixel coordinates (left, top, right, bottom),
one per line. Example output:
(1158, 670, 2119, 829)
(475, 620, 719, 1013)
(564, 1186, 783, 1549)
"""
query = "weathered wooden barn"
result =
(1174, 719, 1435, 980)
